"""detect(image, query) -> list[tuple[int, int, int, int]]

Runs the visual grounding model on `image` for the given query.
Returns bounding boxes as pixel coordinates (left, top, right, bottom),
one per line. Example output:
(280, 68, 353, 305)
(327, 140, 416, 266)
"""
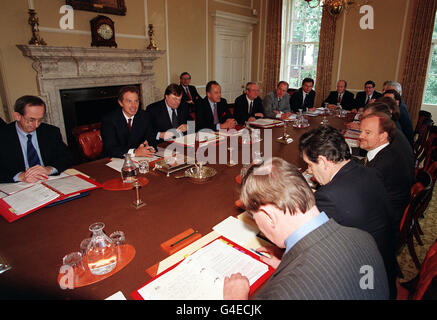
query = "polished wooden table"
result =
(0, 115, 346, 299)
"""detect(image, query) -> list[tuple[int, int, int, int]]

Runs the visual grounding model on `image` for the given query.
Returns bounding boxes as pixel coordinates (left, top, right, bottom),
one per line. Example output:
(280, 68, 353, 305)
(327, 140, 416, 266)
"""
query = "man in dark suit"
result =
(355, 80, 383, 110)
(299, 125, 397, 299)
(179, 72, 201, 112)
(383, 88, 414, 146)
(359, 112, 415, 240)
(233, 82, 264, 124)
(195, 80, 236, 132)
(0, 117, 6, 128)
(322, 80, 357, 111)
(146, 83, 192, 144)
(0, 95, 72, 183)
(289, 77, 316, 112)
(223, 157, 389, 300)
(101, 86, 155, 158)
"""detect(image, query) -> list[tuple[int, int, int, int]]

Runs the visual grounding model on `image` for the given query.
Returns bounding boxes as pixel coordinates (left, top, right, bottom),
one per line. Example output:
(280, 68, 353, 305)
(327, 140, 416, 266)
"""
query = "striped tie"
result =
(27, 134, 40, 167)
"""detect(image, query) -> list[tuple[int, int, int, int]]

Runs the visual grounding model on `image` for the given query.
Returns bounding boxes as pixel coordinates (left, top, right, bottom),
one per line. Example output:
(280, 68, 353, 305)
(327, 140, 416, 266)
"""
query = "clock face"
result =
(97, 24, 113, 40)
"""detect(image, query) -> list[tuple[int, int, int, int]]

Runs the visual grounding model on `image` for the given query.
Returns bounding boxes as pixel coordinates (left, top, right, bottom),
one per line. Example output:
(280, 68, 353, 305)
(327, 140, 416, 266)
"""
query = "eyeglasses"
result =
(22, 116, 44, 125)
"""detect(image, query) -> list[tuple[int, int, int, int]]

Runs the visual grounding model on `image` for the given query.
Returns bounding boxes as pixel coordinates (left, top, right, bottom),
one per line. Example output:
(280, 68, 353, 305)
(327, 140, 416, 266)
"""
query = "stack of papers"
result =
(172, 132, 225, 147)
(248, 118, 282, 128)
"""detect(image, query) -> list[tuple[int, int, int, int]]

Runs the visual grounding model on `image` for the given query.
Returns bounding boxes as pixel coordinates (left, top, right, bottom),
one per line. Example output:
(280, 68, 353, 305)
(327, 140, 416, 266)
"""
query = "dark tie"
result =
(249, 101, 253, 115)
(27, 134, 40, 168)
(171, 108, 179, 128)
(365, 95, 370, 105)
(128, 118, 132, 132)
(338, 94, 342, 103)
(213, 103, 219, 125)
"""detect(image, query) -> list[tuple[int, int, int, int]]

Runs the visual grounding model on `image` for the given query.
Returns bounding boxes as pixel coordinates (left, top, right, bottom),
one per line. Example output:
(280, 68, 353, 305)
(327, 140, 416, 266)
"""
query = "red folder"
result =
(0, 174, 102, 223)
(131, 236, 275, 300)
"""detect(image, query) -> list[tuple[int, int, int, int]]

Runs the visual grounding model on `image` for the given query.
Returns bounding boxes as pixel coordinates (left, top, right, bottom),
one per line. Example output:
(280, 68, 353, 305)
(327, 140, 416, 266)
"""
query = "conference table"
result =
(0, 114, 348, 300)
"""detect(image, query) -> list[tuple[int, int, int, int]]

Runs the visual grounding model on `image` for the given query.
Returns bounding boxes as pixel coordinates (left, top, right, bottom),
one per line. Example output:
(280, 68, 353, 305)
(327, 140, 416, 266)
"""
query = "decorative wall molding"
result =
(17, 45, 164, 142)
(213, 0, 253, 10)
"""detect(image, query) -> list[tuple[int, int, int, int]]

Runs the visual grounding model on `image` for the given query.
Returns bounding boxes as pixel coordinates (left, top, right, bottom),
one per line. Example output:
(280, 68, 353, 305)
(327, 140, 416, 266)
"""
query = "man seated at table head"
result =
(233, 82, 264, 125)
(146, 83, 192, 144)
(262, 81, 291, 120)
(382, 86, 414, 146)
(322, 80, 357, 112)
(355, 80, 383, 111)
(223, 157, 389, 300)
(359, 112, 415, 240)
(101, 85, 155, 158)
(0, 95, 72, 183)
(195, 80, 236, 132)
(289, 77, 316, 113)
(179, 72, 201, 109)
(299, 125, 398, 299)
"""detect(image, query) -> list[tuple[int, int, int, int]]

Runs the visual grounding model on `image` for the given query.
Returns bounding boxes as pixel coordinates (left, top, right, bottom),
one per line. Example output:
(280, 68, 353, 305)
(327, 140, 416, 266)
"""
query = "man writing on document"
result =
(223, 158, 389, 300)
(0, 95, 72, 183)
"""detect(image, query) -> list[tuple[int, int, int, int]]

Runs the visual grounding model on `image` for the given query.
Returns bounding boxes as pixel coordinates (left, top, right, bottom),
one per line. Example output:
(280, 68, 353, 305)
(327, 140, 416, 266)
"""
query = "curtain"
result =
(401, 0, 437, 128)
(314, 6, 337, 108)
(262, 0, 283, 96)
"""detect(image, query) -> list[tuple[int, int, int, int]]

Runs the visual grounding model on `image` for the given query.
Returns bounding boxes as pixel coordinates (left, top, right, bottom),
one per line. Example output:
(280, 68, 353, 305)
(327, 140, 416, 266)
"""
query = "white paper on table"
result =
(2, 183, 60, 216)
(0, 191, 7, 199)
(217, 128, 244, 137)
(42, 175, 96, 196)
(249, 118, 281, 127)
(212, 216, 260, 248)
(105, 291, 127, 300)
(0, 172, 69, 195)
(172, 132, 225, 147)
(137, 239, 268, 300)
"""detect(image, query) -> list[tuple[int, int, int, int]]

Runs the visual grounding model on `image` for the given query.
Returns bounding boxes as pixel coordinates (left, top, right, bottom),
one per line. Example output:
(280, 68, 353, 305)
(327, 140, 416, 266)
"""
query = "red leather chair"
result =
(77, 129, 103, 160)
(397, 238, 437, 300)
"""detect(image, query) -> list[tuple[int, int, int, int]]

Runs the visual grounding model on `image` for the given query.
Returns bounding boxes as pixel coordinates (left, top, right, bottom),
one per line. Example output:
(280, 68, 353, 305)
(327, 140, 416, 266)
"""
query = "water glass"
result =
(62, 251, 85, 276)
(80, 238, 91, 256)
(138, 160, 149, 174)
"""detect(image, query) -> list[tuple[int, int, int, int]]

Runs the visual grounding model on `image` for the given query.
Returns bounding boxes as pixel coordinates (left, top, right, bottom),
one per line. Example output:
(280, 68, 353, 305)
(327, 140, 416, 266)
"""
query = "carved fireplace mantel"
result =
(17, 44, 164, 142)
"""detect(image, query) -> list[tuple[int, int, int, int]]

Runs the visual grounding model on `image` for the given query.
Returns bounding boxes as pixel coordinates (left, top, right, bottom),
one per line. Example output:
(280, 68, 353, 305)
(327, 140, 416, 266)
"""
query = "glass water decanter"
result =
(121, 153, 138, 183)
(86, 222, 117, 276)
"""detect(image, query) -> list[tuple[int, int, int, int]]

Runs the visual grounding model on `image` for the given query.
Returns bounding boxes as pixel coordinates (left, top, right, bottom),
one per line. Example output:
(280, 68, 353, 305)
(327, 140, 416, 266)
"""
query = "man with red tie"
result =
(195, 81, 236, 132)
(179, 72, 201, 111)
(101, 86, 155, 158)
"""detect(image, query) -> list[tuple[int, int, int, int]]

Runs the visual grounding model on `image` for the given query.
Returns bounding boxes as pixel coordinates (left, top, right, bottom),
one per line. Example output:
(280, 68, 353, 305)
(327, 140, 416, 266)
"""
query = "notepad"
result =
(135, 238, 270, 300)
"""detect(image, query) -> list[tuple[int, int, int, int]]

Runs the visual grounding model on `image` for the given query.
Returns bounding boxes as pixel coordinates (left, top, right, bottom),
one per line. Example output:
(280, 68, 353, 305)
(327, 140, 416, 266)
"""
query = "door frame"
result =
(212, 11, 258, 100)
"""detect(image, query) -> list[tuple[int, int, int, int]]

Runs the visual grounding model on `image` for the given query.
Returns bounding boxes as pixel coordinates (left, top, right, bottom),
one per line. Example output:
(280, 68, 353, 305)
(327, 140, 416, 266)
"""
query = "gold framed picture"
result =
(66, 0, 126, 16)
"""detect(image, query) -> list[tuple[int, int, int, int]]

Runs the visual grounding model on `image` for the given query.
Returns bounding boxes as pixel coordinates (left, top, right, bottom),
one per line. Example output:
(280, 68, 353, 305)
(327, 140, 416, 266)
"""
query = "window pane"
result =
(424, 74, 437, 105)
(281, 0, 322, 88)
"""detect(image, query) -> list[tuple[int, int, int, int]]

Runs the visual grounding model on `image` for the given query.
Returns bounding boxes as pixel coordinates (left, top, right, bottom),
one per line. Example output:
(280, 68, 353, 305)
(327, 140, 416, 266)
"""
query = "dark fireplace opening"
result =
(60, 84, 142, 164)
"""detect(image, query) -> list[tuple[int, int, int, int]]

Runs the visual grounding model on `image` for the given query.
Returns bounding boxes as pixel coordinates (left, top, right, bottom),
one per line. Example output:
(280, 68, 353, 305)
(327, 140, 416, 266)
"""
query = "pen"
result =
(348, 128, 361, 133)
(170, 230, 198, 247)
(250, 248, 268, 258)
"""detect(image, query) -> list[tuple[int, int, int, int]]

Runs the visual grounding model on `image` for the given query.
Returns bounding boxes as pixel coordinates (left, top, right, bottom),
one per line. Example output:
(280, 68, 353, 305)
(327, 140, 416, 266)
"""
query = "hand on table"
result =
(135, 141, 155, 157)
(223, 273, 250, 300)
(18, 165, 52, 183)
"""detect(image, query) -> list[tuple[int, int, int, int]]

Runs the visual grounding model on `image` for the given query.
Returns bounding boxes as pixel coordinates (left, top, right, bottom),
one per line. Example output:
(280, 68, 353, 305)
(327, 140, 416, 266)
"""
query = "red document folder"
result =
(131, 236, 275, 300)
(0, 174, 102, 223)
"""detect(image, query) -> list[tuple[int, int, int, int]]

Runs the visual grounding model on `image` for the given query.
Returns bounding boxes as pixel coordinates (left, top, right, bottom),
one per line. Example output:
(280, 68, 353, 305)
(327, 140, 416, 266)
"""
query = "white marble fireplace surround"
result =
(17, 45, 164, 142)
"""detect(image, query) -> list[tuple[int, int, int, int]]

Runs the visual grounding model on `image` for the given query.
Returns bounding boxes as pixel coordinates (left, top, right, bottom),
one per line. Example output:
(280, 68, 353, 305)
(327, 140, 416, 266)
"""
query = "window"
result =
(280, 0, 323, 89)
(423, 13, 437, 105)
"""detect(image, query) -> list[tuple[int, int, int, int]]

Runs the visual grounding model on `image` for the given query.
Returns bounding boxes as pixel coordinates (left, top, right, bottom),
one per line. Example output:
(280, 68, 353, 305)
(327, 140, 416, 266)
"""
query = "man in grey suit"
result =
(262, 81, 292, 119)
(223, 157, 389, 300)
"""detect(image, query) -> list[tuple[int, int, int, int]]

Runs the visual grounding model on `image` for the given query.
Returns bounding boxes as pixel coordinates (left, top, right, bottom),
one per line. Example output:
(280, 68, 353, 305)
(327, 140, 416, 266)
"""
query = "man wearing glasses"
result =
(355, 80, 382, 111)
(0, 95, 72, 183)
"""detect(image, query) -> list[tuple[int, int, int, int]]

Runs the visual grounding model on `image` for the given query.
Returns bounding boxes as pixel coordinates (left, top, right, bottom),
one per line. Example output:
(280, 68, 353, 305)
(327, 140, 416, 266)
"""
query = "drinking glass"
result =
(62, 251, 85, 278)
(138, 160, 149, 174)
(321, 103, 329, 125)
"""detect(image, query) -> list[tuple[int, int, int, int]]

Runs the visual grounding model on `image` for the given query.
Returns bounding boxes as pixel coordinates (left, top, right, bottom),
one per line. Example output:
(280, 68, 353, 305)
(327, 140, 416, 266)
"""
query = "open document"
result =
(133, 238, 272, 300)
(0, 174, 101, 222)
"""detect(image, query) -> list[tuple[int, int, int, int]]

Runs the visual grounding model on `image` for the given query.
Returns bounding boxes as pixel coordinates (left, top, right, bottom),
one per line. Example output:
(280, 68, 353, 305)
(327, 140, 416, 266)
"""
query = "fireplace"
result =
(60, 84, 142, 163)
(17, 45, 164, 147)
